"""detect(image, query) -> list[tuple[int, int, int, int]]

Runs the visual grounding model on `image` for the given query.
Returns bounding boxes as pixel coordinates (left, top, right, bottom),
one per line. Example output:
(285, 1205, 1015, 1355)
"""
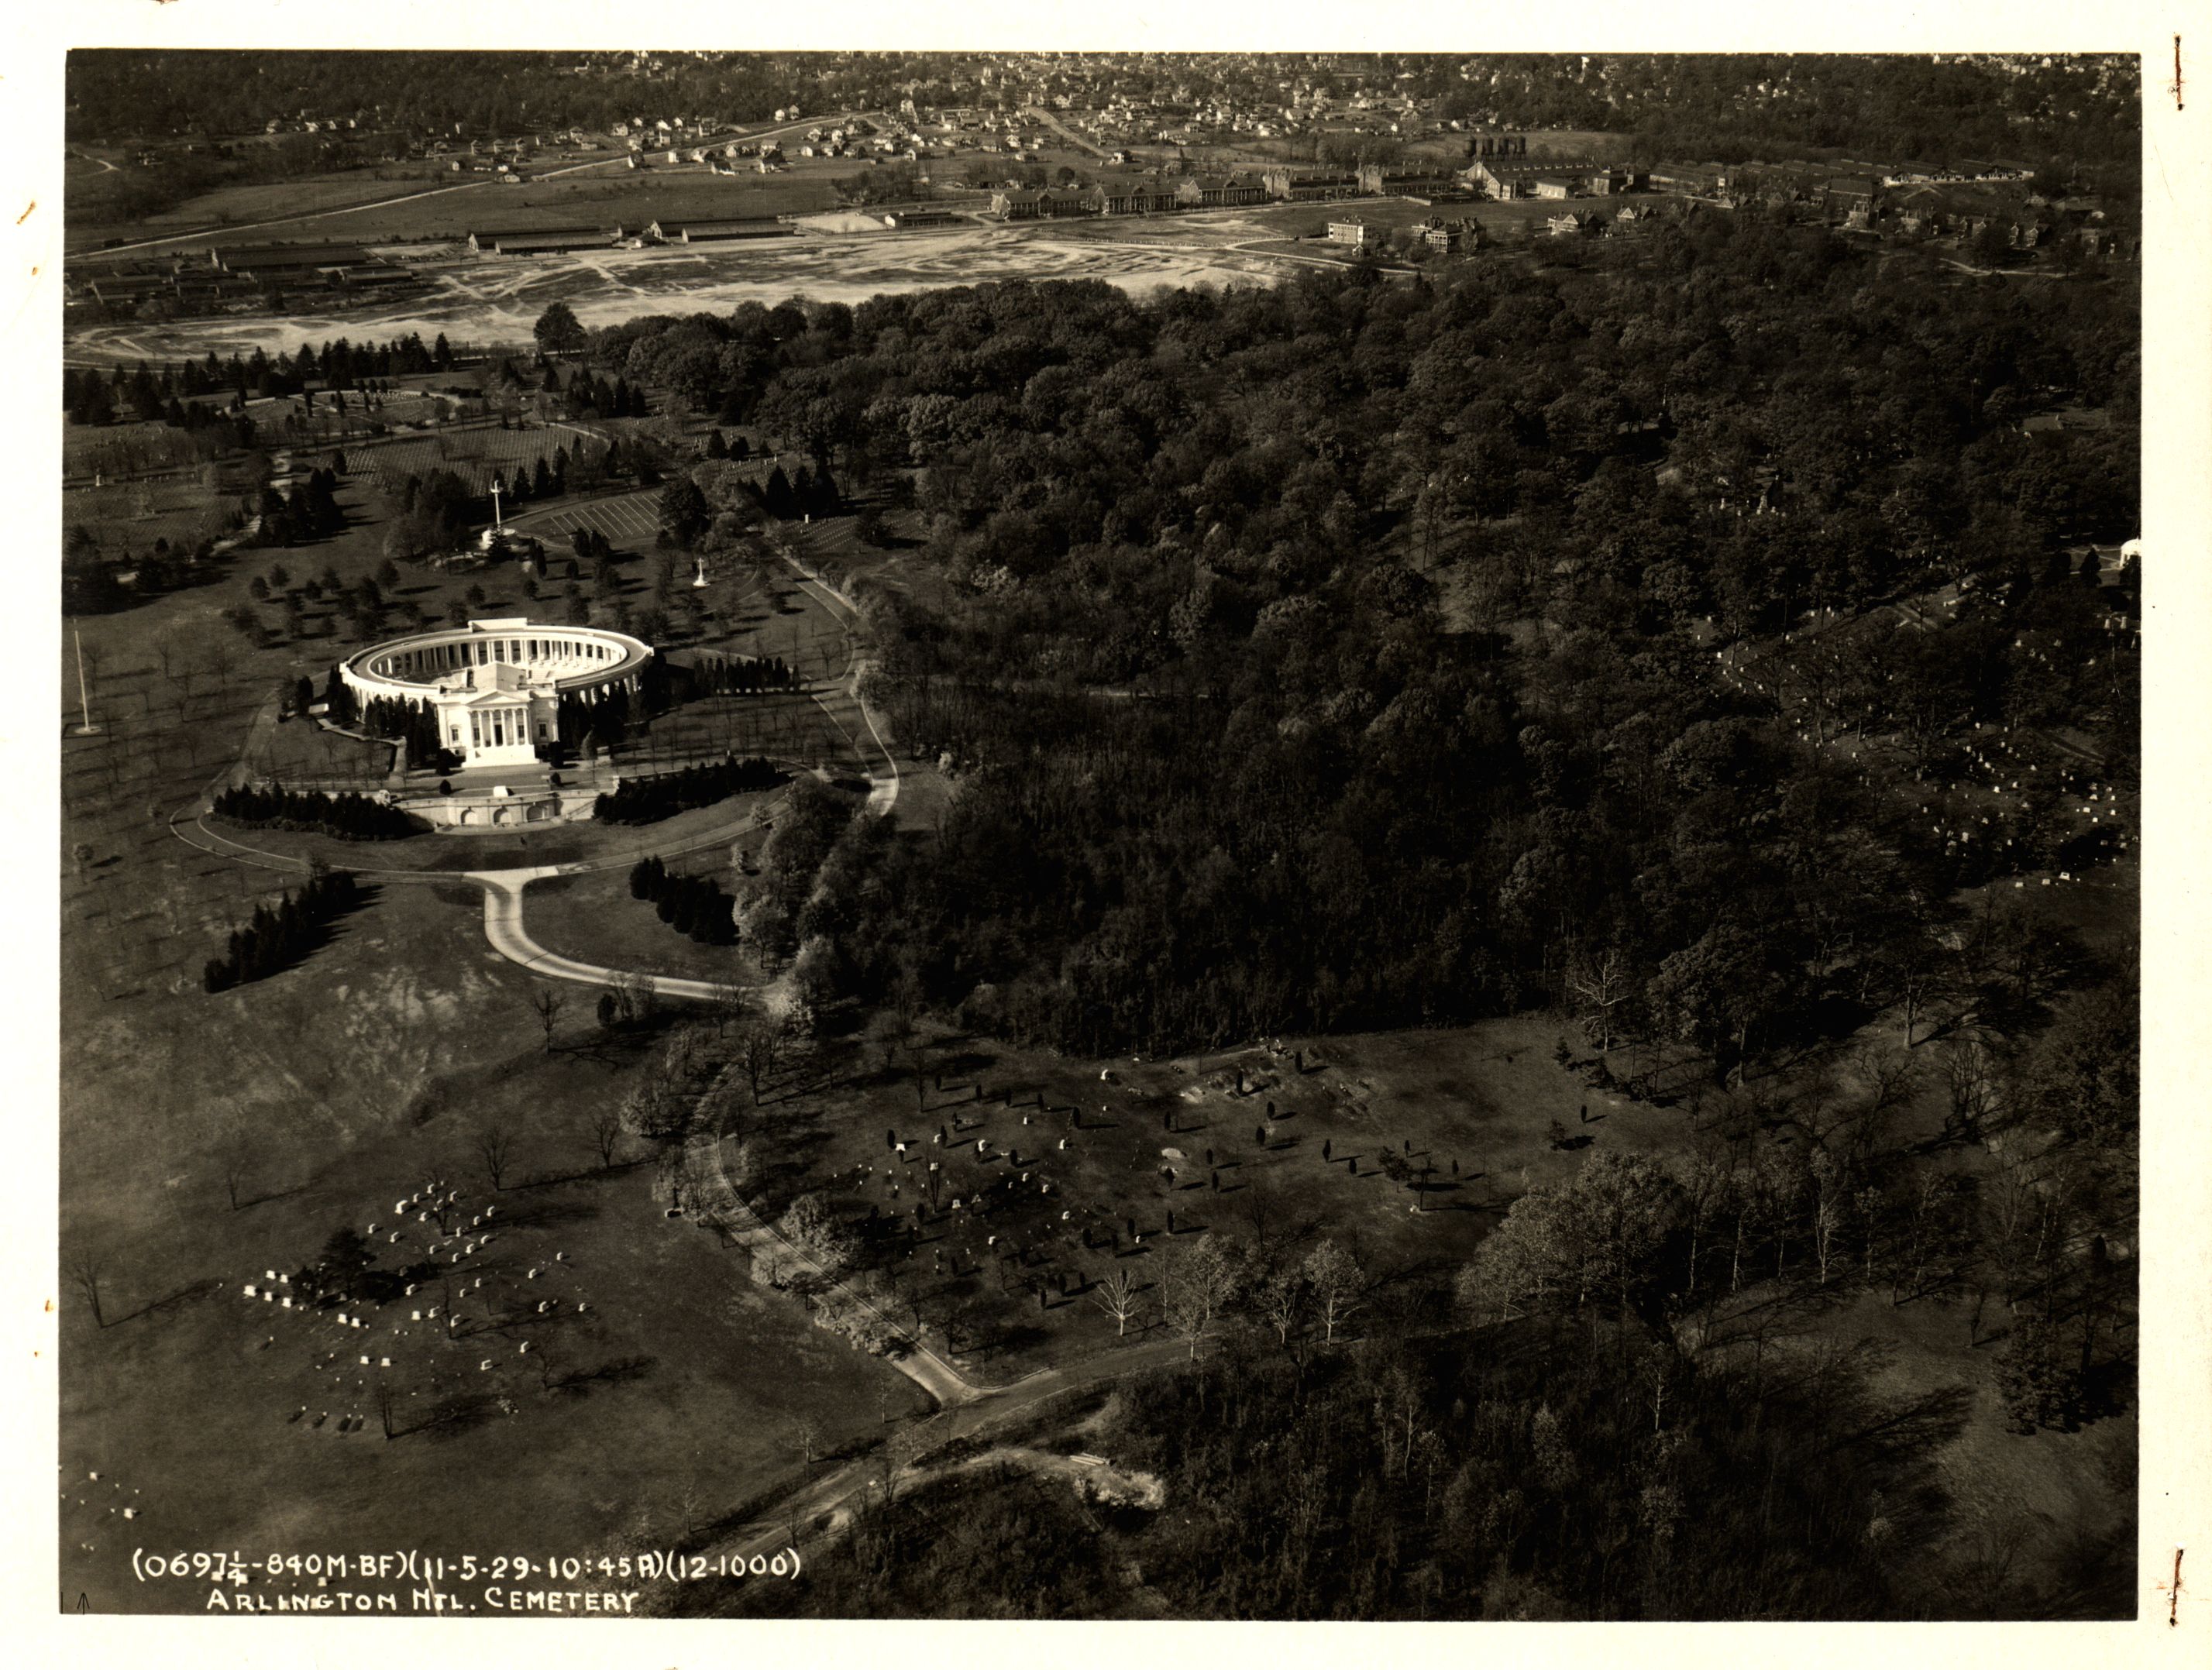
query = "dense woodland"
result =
(716, 1321, 2126, 1620)
(590, 208, 2136, 1069)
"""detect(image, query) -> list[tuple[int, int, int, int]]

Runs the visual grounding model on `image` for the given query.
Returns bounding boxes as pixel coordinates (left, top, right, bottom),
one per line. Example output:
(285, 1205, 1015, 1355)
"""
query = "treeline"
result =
(247, 464, 346, 547)
(65, 332, 464, 421)
(66, 50, 894, 146)
(593, 754, 783, 824)
(728, 1328, 1935, 1620)
(654, 460, 841, 549)
(201, 869, 362, 992)
(755, 461, 842, 522)
(686, 651, 798, 696)
(342, 689, 445, 765)
(734, 775, 862, 971)
(1427, 54, 2138, 197)
(562, 370, 649, 421)
(211, 784, 417, 841)
(627, 854, 739, 946)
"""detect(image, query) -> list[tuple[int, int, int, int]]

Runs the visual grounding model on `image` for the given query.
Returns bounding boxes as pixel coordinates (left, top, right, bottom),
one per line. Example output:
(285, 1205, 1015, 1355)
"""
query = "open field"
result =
(523, 854, 769, 989)
(67, 226, 1268, 366)
(463, 166, 844, 233)
(65, 128, 889, 256)
(60, 972, 919, 1613)
(70, 164, 462, 248)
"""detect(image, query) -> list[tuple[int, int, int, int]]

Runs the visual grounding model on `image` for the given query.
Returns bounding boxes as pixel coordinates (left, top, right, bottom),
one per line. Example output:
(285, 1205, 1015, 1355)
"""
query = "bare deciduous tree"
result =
(475, 1121, 515, 1191)
(528, 985, 564, 1053)
(1567, 945, 1634, 1053)
(1254, 1263, 1305, 1345)
(1090, 1266, 1142, 1338)
(69, 1251, 107, 1329)
(1943, 1034, 2003, 1140)
(733, 1012, 786, 1106)
(1160, 1235, 1238, 1361)
(583, 1104, 626, 1171)
(216, 1134, 254, 1211)
(1303, 1239, 1364, 1345)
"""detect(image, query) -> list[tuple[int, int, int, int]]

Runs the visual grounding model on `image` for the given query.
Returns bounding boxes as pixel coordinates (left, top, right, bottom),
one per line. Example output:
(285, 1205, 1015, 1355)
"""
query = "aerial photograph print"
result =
(46, 21, 2175, 1635)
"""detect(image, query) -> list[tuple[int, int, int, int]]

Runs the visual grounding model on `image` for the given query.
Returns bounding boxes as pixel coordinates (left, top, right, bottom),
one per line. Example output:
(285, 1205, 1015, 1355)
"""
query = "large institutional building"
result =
(339, 617, 652, 769)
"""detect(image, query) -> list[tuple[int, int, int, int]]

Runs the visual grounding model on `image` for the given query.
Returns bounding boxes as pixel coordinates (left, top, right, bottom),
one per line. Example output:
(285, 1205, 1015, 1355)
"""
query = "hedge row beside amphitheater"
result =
(211, 785, 421, 841)
(593, 755, 784, 826)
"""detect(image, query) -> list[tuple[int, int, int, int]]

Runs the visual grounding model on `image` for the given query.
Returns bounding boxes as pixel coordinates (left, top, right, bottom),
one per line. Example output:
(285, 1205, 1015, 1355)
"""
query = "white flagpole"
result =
(72, 628, 99, 735)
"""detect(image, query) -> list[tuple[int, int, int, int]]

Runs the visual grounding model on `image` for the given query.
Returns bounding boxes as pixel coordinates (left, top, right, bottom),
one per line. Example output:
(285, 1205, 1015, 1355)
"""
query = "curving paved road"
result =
(766, 531, 900, 816)
(473, 867, 743, 1002)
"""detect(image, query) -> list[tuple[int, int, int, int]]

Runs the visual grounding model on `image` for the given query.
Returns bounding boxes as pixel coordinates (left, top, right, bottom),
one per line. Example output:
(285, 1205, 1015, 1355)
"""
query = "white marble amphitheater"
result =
(340, 617, 652, 770)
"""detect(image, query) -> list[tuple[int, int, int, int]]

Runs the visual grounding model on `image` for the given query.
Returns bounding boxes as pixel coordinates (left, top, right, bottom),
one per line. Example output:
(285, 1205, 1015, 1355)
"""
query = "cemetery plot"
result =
(710, 1024, 1647, 1383)
(511, 488, 665, 547)
(60, 1039, 919, 1613)
(350, 422, 609, 497)
(64, 420, 212, 484)
(63, 475, 233, 555)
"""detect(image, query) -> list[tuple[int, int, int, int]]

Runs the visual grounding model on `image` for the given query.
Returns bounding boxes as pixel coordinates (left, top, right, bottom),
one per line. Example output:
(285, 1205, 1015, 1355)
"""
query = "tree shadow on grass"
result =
(547, 1353, 655, 1397)
(410, 1391, 510, 1443)
(112, 1277, 222, 1325)
(483, 1194, 605, 1232)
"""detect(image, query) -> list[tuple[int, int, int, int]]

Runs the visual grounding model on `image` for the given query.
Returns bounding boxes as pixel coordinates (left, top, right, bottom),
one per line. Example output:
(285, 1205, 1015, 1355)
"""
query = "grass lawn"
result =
(524, 857, 768, 989)
(239, 709, 393, 788)
(623, 694, 862, 780)
(60, 1021, 918, 1613)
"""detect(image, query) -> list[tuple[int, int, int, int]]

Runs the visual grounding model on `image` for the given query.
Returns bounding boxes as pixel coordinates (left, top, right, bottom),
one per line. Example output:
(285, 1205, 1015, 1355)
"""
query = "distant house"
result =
(1420, 217, 1477, 253)
(1824, 177, 1879, 227)
(1326, 218, 1373, 246)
